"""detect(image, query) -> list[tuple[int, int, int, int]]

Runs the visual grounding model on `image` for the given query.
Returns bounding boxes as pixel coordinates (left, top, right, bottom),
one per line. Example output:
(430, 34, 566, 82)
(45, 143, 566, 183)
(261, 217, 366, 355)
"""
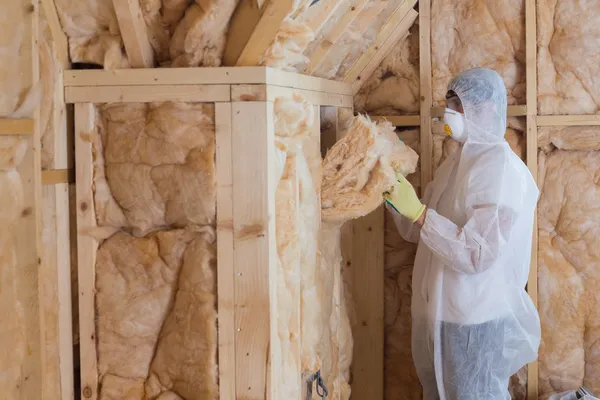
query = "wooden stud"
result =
(237, 0, 296, 66)
(0, 119, 35, 135)
(419, 0, 433, 191)
(525, 0, 538, 396)
(111, 0, 155, 68)
(351, 207, 384, 400)
(75, 103, 99, 400)
(65, 85, 231, 103)
(304, 0, 370, 74)
(346, 3, 418, 91)
(216, 102, 236, 400)
(231, 101, 277, 399)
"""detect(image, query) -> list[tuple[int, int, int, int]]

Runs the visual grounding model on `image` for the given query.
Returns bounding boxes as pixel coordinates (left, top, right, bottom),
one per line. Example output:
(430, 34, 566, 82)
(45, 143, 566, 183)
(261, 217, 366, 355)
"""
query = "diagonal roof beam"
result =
(111, 0, 155, 68)
(223, 0, 296, 67)
(344, 0, 418, 94)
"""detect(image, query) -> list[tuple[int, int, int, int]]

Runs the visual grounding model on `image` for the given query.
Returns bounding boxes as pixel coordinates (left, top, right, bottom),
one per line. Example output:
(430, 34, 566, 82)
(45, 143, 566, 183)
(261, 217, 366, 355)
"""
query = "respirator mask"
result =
(443, 108, 467, 142)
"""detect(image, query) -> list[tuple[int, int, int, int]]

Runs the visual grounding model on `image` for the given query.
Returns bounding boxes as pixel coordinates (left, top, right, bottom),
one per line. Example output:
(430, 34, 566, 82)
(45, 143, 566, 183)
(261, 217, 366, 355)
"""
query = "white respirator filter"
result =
(443, 108, 467, 142)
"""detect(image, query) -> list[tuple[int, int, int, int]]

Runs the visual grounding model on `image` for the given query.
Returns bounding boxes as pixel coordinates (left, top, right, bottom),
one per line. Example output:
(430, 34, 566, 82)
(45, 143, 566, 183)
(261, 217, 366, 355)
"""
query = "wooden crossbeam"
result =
(304, 0, 371, 74)
(64, 67, 352, 95)
(537, 114, 600, 126)
(111, 0, 155, 68)
(224, 0, 296, 66)
(42, 169, 74, 185)
(432, 105, 528, 117)
(0, 119, 35, 135)
(345, 1, 418, 92)
(370, 115, 421, 127)
(65, 85, 230, 103)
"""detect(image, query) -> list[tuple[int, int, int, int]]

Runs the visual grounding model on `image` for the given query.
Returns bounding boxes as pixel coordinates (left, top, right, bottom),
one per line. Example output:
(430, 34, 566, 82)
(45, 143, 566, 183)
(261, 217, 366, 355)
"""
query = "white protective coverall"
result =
(389, 68, 541, 399)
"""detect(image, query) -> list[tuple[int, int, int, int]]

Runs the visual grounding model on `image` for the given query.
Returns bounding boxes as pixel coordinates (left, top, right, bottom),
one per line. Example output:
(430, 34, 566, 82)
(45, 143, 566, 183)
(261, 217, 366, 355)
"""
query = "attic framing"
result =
(66, 66, 357, 400)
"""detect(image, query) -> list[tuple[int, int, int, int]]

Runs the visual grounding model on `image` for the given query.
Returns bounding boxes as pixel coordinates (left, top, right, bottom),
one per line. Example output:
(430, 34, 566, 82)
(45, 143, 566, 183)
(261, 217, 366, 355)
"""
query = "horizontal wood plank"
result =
(0, 119, 35, 135)
(65, 85, 231, 103)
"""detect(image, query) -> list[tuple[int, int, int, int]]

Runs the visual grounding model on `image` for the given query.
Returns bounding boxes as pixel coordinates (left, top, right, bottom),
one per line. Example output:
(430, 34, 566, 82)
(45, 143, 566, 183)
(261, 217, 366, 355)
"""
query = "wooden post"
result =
(231, 101, 278, 399)
(525, 0, 539, 397)
(419, 0, 433, 191)
(75, 103, 99, 400)
(216, 102, 236, 400)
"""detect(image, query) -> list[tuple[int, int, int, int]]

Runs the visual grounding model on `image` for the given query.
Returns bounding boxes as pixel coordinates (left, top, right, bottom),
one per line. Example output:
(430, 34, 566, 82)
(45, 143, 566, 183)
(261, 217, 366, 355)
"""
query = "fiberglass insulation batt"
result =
(90, 102, 217, 399)
(537, 0, 600, 115)
(0, 138, 28, 398)
(54, 0, 238, 67)
(537, 127, 600, 399)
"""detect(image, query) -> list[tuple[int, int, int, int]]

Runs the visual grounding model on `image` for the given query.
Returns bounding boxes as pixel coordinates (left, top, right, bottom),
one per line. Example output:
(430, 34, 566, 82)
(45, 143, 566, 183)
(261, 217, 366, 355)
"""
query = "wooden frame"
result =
(69, 66, 354, 400)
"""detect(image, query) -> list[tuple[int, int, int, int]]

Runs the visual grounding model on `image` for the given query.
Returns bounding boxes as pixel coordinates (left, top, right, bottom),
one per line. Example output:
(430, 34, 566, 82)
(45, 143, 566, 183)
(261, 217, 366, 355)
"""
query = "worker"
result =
(384, 68, 541, 399)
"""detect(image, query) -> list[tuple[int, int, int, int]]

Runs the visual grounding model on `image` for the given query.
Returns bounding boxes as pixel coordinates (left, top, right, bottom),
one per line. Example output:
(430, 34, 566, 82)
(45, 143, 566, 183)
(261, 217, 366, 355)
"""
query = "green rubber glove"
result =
(383, 172, 426, 223)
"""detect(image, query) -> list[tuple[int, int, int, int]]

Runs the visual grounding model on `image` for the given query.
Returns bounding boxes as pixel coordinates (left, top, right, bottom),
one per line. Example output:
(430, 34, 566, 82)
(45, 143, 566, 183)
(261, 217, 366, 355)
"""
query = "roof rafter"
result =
(223, 0, 296, 67)
(111, 0, 155, 68)
(345, 0, 418, 94)
(303, 0, 371, 75)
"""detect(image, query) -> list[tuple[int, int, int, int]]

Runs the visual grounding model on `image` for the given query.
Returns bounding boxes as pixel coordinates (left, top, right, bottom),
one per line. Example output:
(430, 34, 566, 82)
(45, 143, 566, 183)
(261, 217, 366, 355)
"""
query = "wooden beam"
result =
(346, 2, 418, 91)
(75, 103, 99, 400)
(223, 1, 265, 66)
(431, 105, 528, 118)
(216, 102, 236, 400)
(0, 119, 35, 135)
(537, 114, 600, 126)
(299, 0, 348, 36)
(111, 0, 155, 68)
(525, 0, 538, 397)
(40, 0, 70, 68)
(42, 169, 73, 185)
(419, 0, 433, 191)
(267, 86, 353, 107)
(231, 101, 277, 399)
(266, 67, 353, 95)
(65, 84, 230, 103)
(371, 115, 420, 127)
(237, 0, 296, 66)
(64, 67, 268, 87)
(304, 0, 370, 74)
(64, 67, 353, 95)
(231, 84, 353, 107)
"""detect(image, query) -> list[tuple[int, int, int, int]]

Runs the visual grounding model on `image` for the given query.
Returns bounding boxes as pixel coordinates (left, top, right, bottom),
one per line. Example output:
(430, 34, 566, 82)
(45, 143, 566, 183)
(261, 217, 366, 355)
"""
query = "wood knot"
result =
(21, 207, 32, 217)
(346, 261, 351, 267)
(367, 226, 373, 232)
(83, 387, 93, 398)
(80, 202, 88, 212)
(25, 3, 35, 13)
(362, 321, 368, 327)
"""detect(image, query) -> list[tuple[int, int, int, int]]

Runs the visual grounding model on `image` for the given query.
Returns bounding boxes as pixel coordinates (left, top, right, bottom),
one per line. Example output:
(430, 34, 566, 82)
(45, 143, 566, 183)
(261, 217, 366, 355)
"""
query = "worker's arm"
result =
(419, 201, 518, 275)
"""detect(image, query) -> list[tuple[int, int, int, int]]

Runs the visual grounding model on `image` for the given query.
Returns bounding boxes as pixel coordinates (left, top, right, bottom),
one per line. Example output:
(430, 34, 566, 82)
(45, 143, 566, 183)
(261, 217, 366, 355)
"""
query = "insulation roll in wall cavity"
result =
(85, 101, 218, 399)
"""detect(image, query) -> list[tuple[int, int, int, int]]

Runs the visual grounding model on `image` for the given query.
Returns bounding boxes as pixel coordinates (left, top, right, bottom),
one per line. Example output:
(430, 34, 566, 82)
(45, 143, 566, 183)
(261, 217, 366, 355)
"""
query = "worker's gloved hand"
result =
(383, 172, 426, 223)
